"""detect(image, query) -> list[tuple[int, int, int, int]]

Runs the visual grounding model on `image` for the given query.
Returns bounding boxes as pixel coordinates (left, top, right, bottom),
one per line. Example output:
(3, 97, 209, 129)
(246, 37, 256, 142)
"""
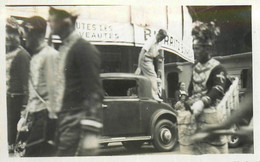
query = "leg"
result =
(140, 59, 160, 100)
(178, 113, 198, 155)
(56, 126, 81, 156)
(179, 144, 201, 155)
(24, 110, 49, 157)
(7, 95, 23, 146)
(56, 111, 85, 156)
(196, 111, 229, 154)
(150, 76, 160, 100)
(216, 143, 228, 154)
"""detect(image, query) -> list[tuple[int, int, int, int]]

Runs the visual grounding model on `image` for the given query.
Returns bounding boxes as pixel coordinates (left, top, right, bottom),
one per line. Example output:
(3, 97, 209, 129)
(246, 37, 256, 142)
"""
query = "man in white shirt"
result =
(135, 29, 167, 101)
(19, 16, 58, 157)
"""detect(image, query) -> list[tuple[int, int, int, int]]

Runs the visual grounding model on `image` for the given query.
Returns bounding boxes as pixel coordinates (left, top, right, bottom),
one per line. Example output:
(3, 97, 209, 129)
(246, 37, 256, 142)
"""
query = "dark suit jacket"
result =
(62, 38, 103, 112)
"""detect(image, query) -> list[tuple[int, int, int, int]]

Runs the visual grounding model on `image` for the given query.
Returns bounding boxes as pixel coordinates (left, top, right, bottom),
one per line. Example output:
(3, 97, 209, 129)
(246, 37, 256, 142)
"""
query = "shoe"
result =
(155, 97, 163, 102)
(8, 144, 14, 153)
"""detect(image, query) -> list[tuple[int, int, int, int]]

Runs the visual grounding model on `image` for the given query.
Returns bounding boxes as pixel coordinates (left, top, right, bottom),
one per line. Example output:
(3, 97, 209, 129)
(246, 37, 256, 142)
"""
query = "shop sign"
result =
(75, 20, 134, 46)
(134, 25, 194, 63)
(75, 20, 194, 62)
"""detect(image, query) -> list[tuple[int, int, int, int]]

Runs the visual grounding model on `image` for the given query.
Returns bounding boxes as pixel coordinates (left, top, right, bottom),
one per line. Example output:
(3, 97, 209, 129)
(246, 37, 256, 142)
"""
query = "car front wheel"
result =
(153, 119, 177, 152)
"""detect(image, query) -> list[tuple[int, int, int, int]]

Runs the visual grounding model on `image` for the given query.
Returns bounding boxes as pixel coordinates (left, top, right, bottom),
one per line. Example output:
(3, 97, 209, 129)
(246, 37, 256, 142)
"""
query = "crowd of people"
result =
(6, 7, 103, 157)
(5, 7, 253, 157)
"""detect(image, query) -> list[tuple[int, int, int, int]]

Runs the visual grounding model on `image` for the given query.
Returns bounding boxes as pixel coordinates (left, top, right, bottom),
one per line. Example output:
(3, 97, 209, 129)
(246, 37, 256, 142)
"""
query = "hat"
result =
(49, 7, 80, 19)
(6, 17, 20, 34)
(192, 21, 220, 46)
(158, 29, 167, 37)
(180, 91, 188, 96)
(22, 16, 47, 34)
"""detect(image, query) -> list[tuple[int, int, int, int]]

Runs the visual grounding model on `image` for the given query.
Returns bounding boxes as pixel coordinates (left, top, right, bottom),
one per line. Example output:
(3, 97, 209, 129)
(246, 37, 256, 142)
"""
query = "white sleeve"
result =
(143, 38, 154, 52)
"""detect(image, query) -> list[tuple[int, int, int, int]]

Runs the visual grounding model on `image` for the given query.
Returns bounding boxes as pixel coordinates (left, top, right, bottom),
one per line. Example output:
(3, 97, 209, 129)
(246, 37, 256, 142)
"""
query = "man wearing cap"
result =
(157, 78, 166, 101)
(48, 7, 103, 156)
(6, 18, 30, 153)
(135, 29, 167, 101)
(19, 16, 58, 156)
(185, 21, 230, 154)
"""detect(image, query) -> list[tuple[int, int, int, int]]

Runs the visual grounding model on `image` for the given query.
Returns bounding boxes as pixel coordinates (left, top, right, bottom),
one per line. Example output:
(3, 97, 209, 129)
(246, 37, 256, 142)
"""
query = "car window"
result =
(103, 79, 138, 97)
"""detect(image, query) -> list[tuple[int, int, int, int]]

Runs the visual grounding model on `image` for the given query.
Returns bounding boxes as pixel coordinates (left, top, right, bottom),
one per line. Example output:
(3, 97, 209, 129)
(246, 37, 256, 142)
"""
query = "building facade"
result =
(6, 5, 194, 89)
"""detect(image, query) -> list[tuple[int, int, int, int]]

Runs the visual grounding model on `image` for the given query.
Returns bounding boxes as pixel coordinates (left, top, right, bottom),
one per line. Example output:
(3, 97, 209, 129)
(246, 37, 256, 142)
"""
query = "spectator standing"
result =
(48, 7, 103, 156)
(157, 78, 166, 101)
(19, 16, 58, 157)
(174, 82, 187, 104)
(174, 92, 188, 112)
(6, 18, 30, 153)
(135, 29, 167, 101)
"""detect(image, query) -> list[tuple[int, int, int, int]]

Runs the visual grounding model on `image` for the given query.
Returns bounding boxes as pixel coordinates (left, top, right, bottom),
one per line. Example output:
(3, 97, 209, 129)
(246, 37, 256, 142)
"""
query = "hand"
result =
(48, 112, 58, 119)
(17, 117, 28, 132)
(135, 67, 141, 75)
(185, 98, 196, 106)
(191, 100, 204, 117)
(88, 106, 99, 118)
(157, 70, 162, 78)
(190, 132, 210, 142)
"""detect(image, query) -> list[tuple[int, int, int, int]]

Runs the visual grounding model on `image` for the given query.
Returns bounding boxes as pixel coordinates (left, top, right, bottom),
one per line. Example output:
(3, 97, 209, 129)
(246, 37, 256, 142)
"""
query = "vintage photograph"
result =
(3, 4, 253, 158)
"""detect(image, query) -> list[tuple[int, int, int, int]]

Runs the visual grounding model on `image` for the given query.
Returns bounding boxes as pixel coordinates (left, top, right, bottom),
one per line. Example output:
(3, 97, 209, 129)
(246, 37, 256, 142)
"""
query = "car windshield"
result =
(103, 79, 138, 97)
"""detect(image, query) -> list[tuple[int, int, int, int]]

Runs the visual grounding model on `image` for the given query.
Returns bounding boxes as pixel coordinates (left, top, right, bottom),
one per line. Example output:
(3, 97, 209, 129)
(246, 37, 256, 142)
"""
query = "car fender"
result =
(149, 109, 177, 139)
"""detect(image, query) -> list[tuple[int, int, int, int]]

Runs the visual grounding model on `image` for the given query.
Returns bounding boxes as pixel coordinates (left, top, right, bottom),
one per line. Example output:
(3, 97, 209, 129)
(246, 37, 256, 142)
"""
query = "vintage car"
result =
(99, 73, 178, 152)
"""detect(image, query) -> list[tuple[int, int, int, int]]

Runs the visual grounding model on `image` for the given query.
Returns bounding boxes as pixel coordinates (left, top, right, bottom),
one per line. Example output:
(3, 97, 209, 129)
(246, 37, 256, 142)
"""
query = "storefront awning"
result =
(6, 5, 194, 63)
(75, 19, 194, 63)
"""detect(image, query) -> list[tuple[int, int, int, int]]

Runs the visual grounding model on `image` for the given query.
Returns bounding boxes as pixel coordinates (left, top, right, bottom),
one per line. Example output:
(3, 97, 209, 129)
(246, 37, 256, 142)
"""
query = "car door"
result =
(102, 98, 141, 136)
(101, 79, 142, 137)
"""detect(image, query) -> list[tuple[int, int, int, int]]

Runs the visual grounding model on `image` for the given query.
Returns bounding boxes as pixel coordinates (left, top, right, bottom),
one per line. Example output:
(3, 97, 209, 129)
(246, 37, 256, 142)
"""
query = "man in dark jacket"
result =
(6, 18, 30, 153)
(48, 7, 103, 156)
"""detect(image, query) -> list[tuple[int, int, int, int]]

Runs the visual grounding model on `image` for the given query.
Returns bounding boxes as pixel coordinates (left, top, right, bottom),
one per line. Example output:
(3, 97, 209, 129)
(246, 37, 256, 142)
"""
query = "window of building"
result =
(240, 69, 249, 89)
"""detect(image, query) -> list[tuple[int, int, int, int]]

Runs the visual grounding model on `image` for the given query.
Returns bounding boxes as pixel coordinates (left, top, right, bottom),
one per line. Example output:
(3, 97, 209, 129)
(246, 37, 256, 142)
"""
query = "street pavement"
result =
(8, 142, 244, 157)
(98, 142, 244, 156)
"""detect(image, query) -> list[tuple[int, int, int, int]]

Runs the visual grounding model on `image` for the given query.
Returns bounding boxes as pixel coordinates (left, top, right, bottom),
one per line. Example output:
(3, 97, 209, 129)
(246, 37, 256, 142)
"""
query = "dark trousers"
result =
(24, 109, 56, 157)
(56, 110, 85, 156)
(7, 94, 23, 145)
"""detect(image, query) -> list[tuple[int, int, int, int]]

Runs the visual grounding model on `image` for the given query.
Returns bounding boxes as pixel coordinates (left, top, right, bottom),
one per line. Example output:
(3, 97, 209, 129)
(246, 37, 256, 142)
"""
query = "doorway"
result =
(167, 72, 179, 98)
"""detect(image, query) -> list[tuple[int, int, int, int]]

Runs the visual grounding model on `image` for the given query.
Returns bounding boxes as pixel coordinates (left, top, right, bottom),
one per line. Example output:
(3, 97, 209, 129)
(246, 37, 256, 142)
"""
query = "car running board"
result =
(99, 136, 152, 143)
